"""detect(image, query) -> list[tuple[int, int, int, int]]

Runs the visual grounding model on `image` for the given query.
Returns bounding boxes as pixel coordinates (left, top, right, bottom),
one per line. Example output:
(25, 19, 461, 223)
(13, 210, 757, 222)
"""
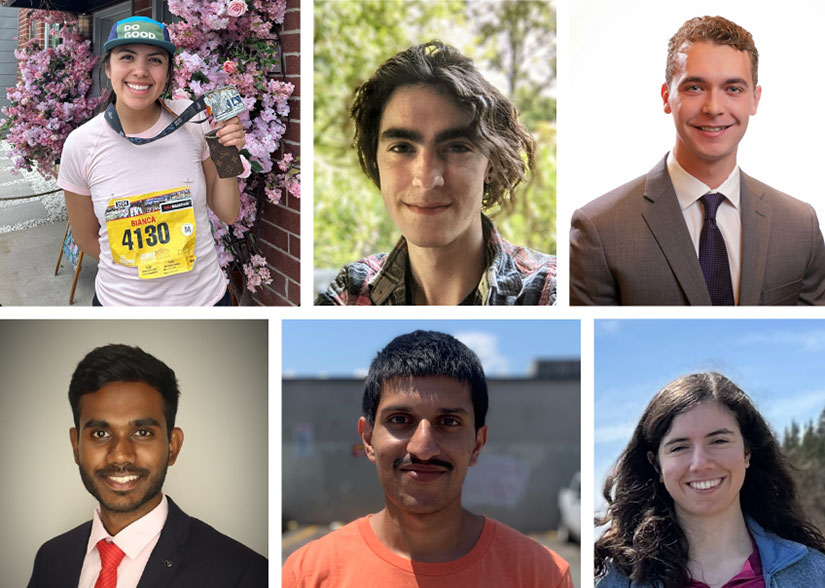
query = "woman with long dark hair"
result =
(596, 372, 825, 587)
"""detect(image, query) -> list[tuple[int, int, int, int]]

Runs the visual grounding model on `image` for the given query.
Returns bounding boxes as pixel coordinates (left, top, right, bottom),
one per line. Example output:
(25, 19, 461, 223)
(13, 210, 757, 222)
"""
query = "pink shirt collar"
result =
(86, 494, 169, 561)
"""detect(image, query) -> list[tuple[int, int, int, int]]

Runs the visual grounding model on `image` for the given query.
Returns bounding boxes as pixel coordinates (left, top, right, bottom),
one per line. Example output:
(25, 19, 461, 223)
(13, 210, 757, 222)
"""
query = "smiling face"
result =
(70, 381, 182, 524)
(654, 401, 749, 523)
(359, 375, 487, 515)
(105, 44, 170, 114)
(662, 41, 761, 180)
(376, 84, 490, 251)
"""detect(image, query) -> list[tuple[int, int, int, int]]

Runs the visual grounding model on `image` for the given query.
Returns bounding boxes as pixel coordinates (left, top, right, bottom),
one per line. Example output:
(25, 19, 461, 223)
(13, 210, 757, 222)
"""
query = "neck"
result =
(98, 492, 162, 536)
(370, 501, 484, 562)
(678, 503, 752, 585)
(406, 216, 486, 305)
(115, 99, 162, 135)
(672, 143, 736, 190)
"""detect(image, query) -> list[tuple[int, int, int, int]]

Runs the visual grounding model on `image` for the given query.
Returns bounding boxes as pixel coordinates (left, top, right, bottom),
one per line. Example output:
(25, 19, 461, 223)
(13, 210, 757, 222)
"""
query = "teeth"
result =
(689, 478, 721, 490)
(699, 126, 726, 132)
(126, 83, 150, 90)
(108, 475, 139, 483)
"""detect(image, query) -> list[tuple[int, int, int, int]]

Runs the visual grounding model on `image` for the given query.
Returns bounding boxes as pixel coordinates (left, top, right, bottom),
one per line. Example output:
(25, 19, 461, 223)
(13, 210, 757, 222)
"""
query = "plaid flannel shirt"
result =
(315, 215, 556, 306)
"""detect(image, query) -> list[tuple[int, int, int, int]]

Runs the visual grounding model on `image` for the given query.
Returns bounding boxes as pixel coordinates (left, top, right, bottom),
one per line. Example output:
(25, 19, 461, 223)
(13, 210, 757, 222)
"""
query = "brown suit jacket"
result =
(570, 156, 825, 305)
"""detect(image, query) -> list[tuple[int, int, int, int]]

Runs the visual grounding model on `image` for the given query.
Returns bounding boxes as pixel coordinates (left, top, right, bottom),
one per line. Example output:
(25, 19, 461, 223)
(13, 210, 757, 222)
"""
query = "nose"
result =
(108, 435, 136, 464)
(689, 446, 712, 470)
(411, 149, 444, 190)
(701, 89, 722, 116)
(406, 419, 440, 461)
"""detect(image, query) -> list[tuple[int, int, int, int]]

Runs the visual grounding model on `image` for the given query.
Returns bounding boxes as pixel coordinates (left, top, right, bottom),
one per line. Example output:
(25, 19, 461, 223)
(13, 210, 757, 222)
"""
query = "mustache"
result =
(392, 455, 454, 471)
(96, 465, 149, 477)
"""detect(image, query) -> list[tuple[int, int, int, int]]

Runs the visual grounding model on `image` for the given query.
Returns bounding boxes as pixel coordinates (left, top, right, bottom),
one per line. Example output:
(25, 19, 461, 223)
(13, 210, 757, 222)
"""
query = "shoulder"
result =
(741, 172, 816, 216)
(62, 113, 105, 150)
(595, 564, 632, 588)
(486, 519, 570, 578)
(33, 519, 91, 558)
(314, 254, 387, 305)
(184, 515, 266, 568)
(282, 518, 365, 580)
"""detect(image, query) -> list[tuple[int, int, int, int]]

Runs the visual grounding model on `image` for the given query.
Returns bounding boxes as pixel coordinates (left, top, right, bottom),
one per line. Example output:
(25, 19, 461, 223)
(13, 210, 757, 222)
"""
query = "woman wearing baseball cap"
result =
(57, 16, 245, 306)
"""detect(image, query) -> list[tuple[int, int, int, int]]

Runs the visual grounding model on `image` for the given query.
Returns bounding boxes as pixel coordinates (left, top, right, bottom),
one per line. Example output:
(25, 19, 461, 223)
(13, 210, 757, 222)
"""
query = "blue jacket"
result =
(596, 517, 825, 588)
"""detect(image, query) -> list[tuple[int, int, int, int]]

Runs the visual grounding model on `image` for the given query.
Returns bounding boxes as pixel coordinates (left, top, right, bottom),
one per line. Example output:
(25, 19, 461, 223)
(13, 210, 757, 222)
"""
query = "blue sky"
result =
(594, 319, 825, 511)
(283, 320, 580, 378)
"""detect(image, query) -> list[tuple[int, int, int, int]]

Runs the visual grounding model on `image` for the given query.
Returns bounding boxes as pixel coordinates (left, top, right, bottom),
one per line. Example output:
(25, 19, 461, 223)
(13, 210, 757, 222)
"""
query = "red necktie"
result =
(95, 539, 125, 588)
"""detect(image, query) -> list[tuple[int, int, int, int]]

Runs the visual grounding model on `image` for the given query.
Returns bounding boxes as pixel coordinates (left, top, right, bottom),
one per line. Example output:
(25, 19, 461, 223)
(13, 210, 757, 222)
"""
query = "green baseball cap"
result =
(104, 16, 176, 56)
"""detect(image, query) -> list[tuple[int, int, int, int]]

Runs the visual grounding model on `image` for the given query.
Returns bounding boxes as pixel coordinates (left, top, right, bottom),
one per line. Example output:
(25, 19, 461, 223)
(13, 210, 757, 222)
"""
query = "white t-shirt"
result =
(58, 99, 228, 306)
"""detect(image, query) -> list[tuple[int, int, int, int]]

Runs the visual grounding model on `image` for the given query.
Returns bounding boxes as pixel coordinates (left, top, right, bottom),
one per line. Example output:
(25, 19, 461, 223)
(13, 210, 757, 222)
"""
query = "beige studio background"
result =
(0, 319, 268, 587)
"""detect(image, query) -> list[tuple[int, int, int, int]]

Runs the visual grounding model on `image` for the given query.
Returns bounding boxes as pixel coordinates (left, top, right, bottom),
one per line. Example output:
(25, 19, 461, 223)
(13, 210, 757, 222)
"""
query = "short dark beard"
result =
(78, 462, 168, 514)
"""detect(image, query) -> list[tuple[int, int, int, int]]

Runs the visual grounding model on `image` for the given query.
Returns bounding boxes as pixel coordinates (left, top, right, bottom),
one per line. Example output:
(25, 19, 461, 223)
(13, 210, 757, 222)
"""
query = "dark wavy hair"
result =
(666, 16, 759, 87)
(362, 330, 488, 432)
(595, 372, 825, 587)
(351, 40, 535, 209)
(68, 344, 180, 439)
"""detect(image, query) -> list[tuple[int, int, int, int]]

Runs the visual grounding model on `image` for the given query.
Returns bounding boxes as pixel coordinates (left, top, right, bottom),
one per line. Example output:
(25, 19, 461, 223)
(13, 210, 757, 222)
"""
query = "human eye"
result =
(668, 444, 687, 453)
(388, 143, 413, 154)
(727, 85, 745, 94)
(90, 429, 110, 440)
(134, 429, 154, 438)
(387, 414, 410, 426)
(447, 142, 473, 154)
(440, 416, 462, 427)
(710, 437, 730, 445)
(682, 84, 702, 93)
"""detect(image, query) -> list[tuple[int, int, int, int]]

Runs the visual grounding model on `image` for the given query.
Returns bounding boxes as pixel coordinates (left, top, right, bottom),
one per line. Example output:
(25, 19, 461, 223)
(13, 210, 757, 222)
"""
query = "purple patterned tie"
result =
(699, 193, 735, 305)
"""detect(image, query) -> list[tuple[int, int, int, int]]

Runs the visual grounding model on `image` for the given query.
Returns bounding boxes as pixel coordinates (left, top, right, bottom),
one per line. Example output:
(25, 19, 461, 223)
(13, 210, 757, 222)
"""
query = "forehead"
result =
(663, 401, 741, 440)
(378, 375, 473, 412)
(78, 381, 166, 425)
(378, 84, 472, 134)
(112, 44, 169, 59)
(673, 41, 754, 84)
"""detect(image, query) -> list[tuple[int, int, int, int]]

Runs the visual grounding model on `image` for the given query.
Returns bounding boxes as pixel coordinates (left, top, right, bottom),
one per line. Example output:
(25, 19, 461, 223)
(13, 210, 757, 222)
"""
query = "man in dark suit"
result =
(26, 344, 267, 587)
(570, 15, 825, 305)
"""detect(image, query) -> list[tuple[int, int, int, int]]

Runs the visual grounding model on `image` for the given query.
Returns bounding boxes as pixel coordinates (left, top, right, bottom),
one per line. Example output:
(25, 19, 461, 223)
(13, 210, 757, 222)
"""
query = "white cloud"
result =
(739, 329, 825, 351)
(353, 368, 369, 379)
(453, 331, 509, 376)
(594, 421, 636, 445)
(595, 320, 622, 337)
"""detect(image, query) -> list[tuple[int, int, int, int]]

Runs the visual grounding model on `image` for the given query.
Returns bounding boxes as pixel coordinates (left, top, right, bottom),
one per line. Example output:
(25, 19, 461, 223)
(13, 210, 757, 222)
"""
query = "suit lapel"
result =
(137, 497, 188, 588)
(738, 172, 771, 305)
(641, 157, 712, 305)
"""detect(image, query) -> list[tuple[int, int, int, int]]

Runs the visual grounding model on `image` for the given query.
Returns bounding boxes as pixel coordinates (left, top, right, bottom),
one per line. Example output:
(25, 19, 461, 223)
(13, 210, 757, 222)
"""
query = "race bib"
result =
(105, 186, 197, 279)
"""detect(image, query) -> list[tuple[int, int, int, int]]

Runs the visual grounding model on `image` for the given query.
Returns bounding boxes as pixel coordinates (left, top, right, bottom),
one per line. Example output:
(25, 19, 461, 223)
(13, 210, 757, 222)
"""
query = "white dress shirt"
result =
(77, 494, 168, 588)
(667, 151, 742, 304)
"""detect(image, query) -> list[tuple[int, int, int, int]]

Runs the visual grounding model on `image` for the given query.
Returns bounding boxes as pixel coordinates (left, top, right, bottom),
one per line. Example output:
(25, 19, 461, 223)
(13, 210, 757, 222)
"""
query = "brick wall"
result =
(252, 0, 300, 306)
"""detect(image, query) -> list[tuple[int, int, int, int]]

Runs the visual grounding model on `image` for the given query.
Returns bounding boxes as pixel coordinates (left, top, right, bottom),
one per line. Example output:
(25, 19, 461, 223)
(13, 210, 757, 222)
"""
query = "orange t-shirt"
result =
(282, 515, 573, 588)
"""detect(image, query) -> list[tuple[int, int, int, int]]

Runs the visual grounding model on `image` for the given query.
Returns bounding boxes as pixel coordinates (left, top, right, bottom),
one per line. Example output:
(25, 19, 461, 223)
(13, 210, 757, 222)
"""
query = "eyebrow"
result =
(379, 404, 471, 416)
(663, 428, 736, 447)
(379, 126, 474, 144)
(82, 417, 162, 430)
(114, 48, 167, 58)
(681, 76, 750, 87)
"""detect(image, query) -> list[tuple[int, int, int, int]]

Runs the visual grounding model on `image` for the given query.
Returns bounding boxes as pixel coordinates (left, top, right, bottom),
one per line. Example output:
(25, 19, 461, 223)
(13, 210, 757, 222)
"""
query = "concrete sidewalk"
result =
(0, 141, 96, 306)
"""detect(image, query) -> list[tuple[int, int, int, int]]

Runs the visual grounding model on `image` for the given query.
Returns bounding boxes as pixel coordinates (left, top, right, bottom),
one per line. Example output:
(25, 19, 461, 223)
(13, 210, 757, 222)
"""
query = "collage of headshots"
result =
(1, 0, 824, 587)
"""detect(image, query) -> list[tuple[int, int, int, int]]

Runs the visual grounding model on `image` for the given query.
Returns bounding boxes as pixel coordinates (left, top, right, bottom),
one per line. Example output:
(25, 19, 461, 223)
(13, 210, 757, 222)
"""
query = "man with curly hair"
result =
(316, 41, 556, 306)
(570, 16, 825, 306)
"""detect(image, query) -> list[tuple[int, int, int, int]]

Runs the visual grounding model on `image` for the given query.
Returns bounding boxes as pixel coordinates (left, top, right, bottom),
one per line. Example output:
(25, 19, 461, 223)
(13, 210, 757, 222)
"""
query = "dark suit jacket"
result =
(570, 156, 825, 305)
(26, 496, 267, 587)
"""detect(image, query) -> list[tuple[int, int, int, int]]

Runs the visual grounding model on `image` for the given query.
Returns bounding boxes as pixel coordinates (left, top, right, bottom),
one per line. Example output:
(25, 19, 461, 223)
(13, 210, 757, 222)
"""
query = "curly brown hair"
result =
(666, 16, 759, 87)
(595, 372, 825, 588)
(350, 40, 535, 210)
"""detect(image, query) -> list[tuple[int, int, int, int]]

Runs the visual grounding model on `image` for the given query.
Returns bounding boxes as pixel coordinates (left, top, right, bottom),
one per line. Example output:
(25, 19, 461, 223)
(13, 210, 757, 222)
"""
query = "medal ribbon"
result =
(104, 99, 210, 145)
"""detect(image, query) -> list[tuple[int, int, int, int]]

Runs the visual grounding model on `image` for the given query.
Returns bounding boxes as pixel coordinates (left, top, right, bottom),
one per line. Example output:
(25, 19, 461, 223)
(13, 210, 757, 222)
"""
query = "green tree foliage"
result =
(782, 407, 825, 535)
(313, 0, 556, 271)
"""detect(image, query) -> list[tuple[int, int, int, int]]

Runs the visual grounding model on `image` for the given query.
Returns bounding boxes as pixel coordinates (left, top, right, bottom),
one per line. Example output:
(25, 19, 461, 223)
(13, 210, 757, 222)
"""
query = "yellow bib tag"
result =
(105, 187, 197, 279)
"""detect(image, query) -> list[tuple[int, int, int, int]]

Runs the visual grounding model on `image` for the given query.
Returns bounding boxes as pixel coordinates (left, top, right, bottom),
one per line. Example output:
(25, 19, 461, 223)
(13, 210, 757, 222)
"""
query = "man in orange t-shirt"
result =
(282, 330, 573, 587)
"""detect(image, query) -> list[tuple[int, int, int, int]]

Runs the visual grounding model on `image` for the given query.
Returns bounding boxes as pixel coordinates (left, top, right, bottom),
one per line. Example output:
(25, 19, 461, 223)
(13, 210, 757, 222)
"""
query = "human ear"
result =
(647, 450, 662, 481)
(744, 448, 751, 469)
(751, 85, 762, 116)
(661, 83, 672, 114)
(167, 427, 184, 466)
(469, 425, 488, 466)
(358, 417, 376, 463)
(70, 427, 79, 465)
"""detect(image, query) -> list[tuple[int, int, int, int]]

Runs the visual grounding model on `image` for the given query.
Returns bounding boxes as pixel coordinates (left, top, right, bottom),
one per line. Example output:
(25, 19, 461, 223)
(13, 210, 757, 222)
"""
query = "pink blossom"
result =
(222, 60, 238, 74)
(227, 0, 248, 17)
(238, 154, 252, 179)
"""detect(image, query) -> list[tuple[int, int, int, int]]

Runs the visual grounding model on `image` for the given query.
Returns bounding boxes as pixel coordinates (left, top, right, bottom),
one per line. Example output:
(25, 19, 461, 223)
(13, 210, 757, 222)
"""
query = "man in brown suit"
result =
(570, 15, 825, 306)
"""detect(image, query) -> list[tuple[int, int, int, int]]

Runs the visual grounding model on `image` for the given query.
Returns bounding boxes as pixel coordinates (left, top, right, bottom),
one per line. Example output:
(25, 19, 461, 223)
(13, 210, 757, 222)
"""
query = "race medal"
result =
(105, 187, 197, 279)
